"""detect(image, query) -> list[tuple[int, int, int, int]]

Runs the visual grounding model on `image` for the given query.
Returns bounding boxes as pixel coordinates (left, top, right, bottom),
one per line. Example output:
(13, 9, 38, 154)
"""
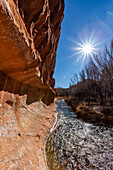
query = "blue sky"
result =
(54, 0, 113, 88)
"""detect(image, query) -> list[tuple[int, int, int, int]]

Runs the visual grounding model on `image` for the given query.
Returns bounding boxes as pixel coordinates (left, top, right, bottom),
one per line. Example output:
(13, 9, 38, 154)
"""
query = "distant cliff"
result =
(0, 0, 64, 169)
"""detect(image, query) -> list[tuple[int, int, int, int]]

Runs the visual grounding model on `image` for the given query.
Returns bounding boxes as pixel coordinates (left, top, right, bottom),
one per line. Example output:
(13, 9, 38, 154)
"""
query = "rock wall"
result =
(0, 0, 64, 169)
(0, 0, 64, 104)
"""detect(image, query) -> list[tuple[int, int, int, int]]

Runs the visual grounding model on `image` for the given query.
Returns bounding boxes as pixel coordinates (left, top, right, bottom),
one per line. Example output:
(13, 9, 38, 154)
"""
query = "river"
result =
(46, 100, 113, 170)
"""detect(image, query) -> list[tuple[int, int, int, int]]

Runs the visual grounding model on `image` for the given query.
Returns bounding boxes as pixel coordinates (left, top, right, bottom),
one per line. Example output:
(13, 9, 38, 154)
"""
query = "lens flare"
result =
(107, 11, 113, 16)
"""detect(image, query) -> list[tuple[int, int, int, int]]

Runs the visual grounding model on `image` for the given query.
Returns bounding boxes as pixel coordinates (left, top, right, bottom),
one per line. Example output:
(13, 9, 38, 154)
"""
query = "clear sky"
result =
(54, 0, 113, 88)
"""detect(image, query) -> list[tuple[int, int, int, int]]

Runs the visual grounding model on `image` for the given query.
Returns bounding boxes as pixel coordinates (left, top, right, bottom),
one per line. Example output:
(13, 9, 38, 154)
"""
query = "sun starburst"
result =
(62, 34, 104, 68)
(73, 38, 101, 64)
(63, 34, 104, 67)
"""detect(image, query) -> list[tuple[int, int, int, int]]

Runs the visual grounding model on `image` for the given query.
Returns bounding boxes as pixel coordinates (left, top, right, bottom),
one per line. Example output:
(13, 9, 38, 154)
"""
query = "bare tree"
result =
(79, 69, 85, 82)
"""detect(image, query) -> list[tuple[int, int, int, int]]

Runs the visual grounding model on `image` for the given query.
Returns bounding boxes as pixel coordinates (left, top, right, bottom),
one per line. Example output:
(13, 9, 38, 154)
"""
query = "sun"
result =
(74, 40, 99, 59)
(69, 36, 103, 66)
(63, 34, 103, 66)
(83, 43, 92, 54)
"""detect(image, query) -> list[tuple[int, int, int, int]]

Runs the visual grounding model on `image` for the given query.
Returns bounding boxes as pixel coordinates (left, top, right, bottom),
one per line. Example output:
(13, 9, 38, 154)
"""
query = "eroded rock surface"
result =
(0, 0, 64, 169)
(0, 0, 64, 103)
(0, 91, 56, 169)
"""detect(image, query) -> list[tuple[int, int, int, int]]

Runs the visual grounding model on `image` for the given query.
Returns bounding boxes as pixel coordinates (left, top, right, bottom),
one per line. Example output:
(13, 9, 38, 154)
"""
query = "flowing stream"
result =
(46, 100, 113, 170)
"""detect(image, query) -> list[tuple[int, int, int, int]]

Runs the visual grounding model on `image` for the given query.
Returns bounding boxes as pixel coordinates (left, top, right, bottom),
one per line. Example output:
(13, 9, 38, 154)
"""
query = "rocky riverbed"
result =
(46, 100, 113, 170)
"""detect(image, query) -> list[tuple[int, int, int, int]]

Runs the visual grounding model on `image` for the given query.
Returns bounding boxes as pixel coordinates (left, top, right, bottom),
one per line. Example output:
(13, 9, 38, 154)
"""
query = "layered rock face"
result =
(0, 0, 64, 169)
(0, 0, 64, 104)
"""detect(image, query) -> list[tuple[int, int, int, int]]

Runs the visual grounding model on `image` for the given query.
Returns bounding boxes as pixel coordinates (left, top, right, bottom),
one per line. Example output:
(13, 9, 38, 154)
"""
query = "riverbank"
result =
(65, 96, 113, 126)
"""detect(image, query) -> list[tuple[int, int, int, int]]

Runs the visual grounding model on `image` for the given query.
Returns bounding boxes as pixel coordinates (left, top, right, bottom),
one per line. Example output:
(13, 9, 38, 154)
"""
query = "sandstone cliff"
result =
(0, 0, 64, 169)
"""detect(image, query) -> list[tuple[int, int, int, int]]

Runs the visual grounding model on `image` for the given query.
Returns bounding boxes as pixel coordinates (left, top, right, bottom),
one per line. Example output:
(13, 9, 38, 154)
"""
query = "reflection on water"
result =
(46, 100, 113, 170)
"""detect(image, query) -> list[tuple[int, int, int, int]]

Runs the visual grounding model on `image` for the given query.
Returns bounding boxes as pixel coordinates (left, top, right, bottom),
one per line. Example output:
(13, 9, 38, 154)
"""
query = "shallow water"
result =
(46, 100, 113, 170)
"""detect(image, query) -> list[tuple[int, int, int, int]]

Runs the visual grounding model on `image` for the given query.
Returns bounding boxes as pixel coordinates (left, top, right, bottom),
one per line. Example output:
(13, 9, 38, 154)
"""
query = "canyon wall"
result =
(0, 0, 64, 169)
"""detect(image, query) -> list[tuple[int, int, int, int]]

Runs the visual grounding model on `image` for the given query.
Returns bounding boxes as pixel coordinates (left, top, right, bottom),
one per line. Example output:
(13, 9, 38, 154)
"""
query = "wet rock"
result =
(85, 158, 90, 166)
